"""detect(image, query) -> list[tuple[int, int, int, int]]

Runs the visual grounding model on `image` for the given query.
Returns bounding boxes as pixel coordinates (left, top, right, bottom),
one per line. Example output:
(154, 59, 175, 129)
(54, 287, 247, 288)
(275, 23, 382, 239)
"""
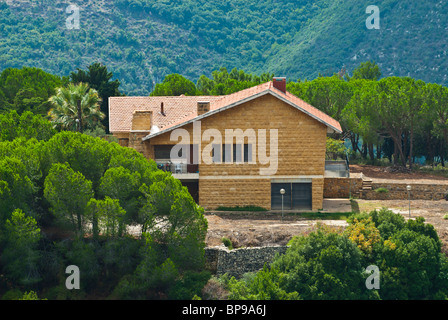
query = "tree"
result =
(0, 67, 67, 115)
(1, 209, 42, 287)
(0, 110, 56, 142)
(423, 83, 448, 166)
(85, 197, 126, 239)
(150, 74, 199, 96)
(197, 67, 274, 95)
(43, 162, 94, 238)
(98, 166, 141, 224)
(70, 63, 122, 133)
(139, 171, 208, 270)
(288, 75, 353, 122)
(48, 82, 104, 133)
(0, 156, 36, 223)
(351, 61, 382, 81)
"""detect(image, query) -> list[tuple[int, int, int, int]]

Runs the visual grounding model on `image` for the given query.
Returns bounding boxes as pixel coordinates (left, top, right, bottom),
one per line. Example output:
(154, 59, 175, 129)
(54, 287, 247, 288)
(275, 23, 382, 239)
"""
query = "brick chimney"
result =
(272, 77, 286, 93)
(197, 101, 210, 116)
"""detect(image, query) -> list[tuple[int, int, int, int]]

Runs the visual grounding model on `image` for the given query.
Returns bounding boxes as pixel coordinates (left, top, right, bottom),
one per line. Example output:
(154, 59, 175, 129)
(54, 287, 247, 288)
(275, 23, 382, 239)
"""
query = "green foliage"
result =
(1, 209, 42, 286)
(221, 237, 233, 250)
(374, 187, 389, 193)
(44, 162, 94, 237)
(0, 67, 67, 115)
(0, 110, 56, 142)
(150, 73, 200, 96)
(0, 127, 208, 299)
(351, 61, 382, 81)
(224, 209, 448, 300)
(325, 137, 347, 160)
(48, 82, 105, 133)
(20, 291, 47, 300)
(70, 63, 122, 133)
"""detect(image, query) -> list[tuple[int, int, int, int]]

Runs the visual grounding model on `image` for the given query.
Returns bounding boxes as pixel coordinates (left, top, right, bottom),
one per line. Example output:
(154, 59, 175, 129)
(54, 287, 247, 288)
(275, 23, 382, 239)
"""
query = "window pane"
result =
(223, 144, 231, 163)
(244, 144, 252, 163)
(234, 144, 242, 163)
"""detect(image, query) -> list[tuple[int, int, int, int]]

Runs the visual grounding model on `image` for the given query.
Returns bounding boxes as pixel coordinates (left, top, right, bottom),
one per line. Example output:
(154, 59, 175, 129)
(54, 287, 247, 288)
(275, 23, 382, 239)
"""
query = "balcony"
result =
(156, 161, 199, 180)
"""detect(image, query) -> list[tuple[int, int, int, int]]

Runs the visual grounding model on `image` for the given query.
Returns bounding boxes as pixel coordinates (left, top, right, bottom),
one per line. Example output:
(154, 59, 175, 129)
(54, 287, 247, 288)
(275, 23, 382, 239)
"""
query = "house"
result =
(109, 77, 342, 211)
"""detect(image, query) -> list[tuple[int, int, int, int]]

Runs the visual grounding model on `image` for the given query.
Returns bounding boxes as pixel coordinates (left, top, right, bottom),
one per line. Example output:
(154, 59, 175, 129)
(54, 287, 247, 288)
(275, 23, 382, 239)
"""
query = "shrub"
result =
(221, 237, 233, 250)
(374, 187, 389, 193)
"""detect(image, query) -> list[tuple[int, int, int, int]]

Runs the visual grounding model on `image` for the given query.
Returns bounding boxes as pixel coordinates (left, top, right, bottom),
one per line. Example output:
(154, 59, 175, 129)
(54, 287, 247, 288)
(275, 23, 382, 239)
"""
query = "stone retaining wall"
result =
(362, 182, 448, 200)
(324, 177, 363, 198)
(323, 177, 448, 200)
(204, 245, 288, 278)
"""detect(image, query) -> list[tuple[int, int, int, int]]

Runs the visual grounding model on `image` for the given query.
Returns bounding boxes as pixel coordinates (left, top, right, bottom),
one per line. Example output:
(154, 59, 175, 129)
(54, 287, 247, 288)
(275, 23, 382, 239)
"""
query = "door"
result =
(271, 183, 312, 210)
(292, 183, 312, 210)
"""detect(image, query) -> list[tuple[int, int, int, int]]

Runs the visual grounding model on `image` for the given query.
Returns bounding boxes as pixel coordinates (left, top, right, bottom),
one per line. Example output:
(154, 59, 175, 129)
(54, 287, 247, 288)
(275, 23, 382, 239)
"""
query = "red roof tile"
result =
(108, 81, 342, 137)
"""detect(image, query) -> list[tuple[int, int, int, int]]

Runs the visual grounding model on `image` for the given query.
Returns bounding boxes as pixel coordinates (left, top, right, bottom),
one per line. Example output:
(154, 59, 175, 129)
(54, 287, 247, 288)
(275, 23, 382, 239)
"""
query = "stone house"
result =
(109, 77, 342, 211)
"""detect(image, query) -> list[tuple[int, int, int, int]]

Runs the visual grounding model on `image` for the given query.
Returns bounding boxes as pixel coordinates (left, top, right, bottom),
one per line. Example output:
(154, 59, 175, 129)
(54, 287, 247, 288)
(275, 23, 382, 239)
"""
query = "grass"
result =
(215, 205, 268, 212)
(286, 211, 355, 220)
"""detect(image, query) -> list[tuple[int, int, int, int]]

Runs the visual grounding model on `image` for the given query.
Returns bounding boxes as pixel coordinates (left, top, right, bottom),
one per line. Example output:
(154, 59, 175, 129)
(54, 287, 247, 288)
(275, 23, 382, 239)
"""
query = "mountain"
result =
(1, 0, 447, 95)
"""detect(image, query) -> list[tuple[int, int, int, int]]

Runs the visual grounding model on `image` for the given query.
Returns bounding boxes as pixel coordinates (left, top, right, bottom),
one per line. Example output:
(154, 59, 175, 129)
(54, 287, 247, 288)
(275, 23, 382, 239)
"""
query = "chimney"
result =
(272, 77, 286, 93)
(131, 111, 152, 131)
(197, 101, 210, 116)
(160, 102, 165, 116)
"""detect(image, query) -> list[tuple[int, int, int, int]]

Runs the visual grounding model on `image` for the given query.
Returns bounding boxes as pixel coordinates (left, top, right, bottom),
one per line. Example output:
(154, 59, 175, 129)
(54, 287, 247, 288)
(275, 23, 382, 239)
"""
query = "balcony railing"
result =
(156, 161, 199, 174)
(324, 160, 350, 177)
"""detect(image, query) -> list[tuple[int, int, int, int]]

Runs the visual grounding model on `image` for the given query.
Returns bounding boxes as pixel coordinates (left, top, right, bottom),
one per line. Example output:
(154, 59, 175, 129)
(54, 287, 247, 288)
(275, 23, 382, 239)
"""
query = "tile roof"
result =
(108, 81, 342, 137)
(108, 95, 223, 132)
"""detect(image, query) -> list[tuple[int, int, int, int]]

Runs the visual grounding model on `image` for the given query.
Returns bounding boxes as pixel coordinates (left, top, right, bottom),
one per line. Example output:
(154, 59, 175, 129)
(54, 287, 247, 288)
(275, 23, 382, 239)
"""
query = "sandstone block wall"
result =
(324, 177, 363, 198)
(199, 179, 271, 210)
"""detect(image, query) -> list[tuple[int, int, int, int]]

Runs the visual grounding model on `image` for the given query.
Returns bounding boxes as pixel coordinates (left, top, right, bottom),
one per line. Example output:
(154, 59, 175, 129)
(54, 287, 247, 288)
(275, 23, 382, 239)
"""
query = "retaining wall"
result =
(204, 245, 288, 278)
(324, 177, 363, 198)
(362, 182, 448, 200)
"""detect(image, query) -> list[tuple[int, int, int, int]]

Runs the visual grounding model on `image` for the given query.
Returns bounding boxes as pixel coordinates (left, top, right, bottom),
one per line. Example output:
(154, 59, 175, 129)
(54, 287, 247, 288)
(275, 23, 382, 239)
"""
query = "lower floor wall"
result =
(204, 245, 288, 278)
(197, 178, 324, 211)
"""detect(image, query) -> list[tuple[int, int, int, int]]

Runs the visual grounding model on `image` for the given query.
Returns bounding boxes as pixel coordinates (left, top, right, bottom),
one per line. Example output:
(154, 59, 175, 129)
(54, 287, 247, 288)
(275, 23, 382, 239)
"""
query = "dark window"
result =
(154, 145, 186, 160)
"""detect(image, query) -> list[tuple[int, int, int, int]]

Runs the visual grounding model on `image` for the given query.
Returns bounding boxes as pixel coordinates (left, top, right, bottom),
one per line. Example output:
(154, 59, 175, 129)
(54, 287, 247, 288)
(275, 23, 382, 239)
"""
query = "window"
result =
(218, 144, 252, 163)
(244, 144, 252, 163)
(154, 145, 186, 160)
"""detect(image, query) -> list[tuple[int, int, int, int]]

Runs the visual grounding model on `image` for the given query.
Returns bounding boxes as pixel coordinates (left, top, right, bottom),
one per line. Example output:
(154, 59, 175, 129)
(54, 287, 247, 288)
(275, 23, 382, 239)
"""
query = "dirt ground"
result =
(205, 165, 448, 253)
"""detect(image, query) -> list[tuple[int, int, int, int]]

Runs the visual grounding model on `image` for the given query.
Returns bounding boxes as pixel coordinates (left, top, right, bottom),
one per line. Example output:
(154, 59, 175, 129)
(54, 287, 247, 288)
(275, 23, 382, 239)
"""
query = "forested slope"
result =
(1, 0, 447, 95)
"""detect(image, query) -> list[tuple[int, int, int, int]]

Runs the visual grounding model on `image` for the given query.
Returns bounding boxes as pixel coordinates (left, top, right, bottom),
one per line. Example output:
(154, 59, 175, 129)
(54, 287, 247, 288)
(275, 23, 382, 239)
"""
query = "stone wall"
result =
(324, 177, 363, 198)
(362, 182, 448, 200)
(323, 177, 448, 200)
(204, 245, 288, 278)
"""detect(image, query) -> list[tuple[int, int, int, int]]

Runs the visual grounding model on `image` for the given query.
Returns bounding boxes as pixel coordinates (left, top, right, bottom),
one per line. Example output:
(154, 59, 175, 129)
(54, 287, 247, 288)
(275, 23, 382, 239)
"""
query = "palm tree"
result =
(48, 82, 105, 133)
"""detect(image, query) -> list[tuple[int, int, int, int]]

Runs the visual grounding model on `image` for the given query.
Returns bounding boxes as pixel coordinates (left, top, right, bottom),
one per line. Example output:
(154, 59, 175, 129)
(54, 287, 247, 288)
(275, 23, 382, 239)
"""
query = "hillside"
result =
(1, 0, 447, 95)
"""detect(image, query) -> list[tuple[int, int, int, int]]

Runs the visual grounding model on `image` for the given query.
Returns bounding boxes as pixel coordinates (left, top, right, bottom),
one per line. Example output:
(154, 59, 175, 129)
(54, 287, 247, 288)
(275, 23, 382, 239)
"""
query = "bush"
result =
(374, 187, 389, 193)
(221, 237, 233, 250)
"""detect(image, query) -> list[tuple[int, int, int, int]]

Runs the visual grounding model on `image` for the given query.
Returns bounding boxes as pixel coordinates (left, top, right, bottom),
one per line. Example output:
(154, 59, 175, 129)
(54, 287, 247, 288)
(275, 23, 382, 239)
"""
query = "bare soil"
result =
(205, 165, 448, 253)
